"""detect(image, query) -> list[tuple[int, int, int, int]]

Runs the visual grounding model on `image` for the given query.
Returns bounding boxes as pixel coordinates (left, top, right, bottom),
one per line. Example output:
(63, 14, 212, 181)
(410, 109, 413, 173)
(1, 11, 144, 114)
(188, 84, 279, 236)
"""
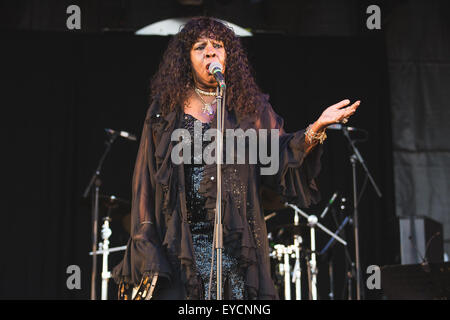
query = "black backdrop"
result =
(1, 31, 396, 299)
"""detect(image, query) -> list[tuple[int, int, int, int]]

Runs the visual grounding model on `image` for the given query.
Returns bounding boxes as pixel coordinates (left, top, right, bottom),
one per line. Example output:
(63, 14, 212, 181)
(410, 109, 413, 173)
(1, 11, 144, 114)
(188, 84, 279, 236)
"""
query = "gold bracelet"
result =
(305, 124, 327, 144)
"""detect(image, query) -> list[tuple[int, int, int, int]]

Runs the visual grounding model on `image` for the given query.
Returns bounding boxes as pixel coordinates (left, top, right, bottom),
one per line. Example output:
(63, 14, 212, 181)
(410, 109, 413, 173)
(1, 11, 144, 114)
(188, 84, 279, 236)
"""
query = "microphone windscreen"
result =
(209, 61, 223, 74)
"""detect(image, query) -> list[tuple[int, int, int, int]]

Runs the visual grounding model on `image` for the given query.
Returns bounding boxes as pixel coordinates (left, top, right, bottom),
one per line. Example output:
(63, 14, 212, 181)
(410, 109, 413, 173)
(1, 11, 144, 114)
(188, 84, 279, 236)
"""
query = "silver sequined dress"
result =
(183, 113, 245, 300)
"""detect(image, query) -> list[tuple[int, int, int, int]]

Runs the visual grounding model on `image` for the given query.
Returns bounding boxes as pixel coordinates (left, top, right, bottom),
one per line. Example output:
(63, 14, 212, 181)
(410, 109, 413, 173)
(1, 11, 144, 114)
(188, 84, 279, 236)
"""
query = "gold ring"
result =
(341, 118, 348, 124)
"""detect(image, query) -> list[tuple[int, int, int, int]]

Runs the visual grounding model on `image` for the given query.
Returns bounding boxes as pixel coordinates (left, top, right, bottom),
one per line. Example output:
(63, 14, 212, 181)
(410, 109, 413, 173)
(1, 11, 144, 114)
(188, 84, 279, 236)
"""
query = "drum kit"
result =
(266, 196, 354, 300)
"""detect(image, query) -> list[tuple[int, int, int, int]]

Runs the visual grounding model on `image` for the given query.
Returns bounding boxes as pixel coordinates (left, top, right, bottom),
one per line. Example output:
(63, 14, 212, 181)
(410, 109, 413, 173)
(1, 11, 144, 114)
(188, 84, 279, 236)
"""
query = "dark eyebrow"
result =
(194, 39, 223, 46)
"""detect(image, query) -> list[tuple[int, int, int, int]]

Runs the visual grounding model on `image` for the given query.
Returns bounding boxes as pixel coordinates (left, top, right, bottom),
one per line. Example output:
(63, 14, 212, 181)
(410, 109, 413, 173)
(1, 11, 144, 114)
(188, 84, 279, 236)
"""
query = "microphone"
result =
(105, 128, 137, 141)
(320, 192, 338, 219)
(208, 62, 226, 88)
(327, 124, 359, 131)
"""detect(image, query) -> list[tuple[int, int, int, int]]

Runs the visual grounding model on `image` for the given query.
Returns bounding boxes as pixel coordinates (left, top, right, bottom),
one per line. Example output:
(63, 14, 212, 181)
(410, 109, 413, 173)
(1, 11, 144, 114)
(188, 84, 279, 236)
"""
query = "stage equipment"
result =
(271, 243, 294, 300)
(83, 128, 136, 300)
(135, 18, 252, 37)
(269, 220, 308, 299)
(398, 216, 444, 265)
(381, 262, 450, 299)
(88, 217, 126, 300)
(285, 202, 347, 300)
(320, 191, 338, 219)
(320, 214, 351, 300)
(208, 66, 226, 300)
(209, 62, 226, 89)
(340, 126, 382, 300)
(105, 128, 137, 141)
(327, 124, 361, 131)
(292, 208, 303, 300)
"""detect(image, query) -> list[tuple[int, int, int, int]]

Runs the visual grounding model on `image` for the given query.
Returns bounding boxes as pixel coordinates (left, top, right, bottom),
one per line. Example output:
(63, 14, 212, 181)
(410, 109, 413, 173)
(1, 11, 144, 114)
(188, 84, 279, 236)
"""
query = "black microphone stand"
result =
(341, 127, 382, 300)
(83, 131, 119, 300)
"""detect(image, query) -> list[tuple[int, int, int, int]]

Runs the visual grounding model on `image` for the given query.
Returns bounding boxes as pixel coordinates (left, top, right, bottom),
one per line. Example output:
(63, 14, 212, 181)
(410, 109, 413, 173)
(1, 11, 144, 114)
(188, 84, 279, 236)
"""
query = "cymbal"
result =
(81, 193, 130, 209)
(99, 194, 130, 208)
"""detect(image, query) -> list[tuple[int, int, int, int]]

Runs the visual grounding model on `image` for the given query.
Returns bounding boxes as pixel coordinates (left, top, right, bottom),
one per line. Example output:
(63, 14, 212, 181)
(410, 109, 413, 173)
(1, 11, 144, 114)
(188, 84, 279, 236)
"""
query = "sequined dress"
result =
(182, 113, 245, 300)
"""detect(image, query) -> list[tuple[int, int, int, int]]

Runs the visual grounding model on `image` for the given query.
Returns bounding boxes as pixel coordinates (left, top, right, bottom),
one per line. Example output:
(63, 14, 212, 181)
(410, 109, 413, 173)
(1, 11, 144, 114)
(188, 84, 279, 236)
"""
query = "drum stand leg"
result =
(328, 255, 334, 300)
(309, 224, 318, 300)
(283, 246, 291, 300)
(89, 223, 128, 300)
(100, 217, 112, 300)
(292, 235, 302, 300)
(306, 254, 312, 300)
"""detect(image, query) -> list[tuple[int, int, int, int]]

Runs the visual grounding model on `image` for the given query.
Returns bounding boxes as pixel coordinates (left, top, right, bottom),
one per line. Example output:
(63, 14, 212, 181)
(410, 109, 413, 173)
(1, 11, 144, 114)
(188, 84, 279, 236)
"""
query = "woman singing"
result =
(113, 17, 360, 300)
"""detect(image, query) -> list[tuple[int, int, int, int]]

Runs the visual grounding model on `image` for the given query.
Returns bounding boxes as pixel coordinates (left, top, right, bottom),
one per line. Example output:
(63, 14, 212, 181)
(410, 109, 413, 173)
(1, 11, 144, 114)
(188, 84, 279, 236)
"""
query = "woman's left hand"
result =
(316, 99, 360, 130)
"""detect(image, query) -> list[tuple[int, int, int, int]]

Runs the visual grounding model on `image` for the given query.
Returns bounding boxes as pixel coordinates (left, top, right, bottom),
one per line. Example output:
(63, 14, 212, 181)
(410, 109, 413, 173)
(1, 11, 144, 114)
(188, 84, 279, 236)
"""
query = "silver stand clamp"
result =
(285, 202, 347, 300)
(89, 217, 126, 300)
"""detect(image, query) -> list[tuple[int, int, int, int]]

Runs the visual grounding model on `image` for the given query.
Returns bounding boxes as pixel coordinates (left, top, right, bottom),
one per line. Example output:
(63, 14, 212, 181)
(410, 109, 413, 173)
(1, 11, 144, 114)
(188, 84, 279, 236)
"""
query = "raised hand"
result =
(317, 99, 360, 129)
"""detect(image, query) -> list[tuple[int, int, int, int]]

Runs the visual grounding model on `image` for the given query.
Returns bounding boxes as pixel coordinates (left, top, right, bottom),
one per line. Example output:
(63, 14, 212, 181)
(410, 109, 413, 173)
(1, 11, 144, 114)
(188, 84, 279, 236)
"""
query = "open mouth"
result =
(206, 63, 211, 72)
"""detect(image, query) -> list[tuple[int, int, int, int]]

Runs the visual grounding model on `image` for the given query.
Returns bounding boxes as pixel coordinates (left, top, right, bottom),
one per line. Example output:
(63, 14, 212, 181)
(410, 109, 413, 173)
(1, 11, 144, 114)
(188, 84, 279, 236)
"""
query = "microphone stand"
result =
(341, 127, 382, 300)
(214, 85, 225, 300)
(83, 131, 119, 300)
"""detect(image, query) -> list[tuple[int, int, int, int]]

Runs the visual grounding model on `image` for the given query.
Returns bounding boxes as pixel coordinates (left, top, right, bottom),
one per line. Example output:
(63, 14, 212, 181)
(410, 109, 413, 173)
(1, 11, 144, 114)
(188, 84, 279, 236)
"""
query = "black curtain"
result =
(386, 0, 450, 255)
(1, 31, 395, 299)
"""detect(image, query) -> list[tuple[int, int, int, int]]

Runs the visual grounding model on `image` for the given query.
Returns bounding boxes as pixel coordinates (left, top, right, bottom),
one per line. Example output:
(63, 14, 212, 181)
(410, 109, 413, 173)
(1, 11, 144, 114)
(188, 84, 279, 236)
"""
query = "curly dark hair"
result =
(150, 17, 265, 117)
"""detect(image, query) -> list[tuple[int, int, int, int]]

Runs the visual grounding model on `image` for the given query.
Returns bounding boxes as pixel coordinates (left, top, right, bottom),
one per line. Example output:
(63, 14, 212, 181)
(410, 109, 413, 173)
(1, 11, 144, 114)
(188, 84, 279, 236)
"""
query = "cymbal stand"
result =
(99, 217, 112, 300)
(89, 217, 126, 300)
(289, 208, 302, 300)
(274, 244, 292, 300)
(83, 131, 119, 300)
(285, 202, 347, 300)
(309, 215, 319, 299)
(291, 233, 303, 300)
